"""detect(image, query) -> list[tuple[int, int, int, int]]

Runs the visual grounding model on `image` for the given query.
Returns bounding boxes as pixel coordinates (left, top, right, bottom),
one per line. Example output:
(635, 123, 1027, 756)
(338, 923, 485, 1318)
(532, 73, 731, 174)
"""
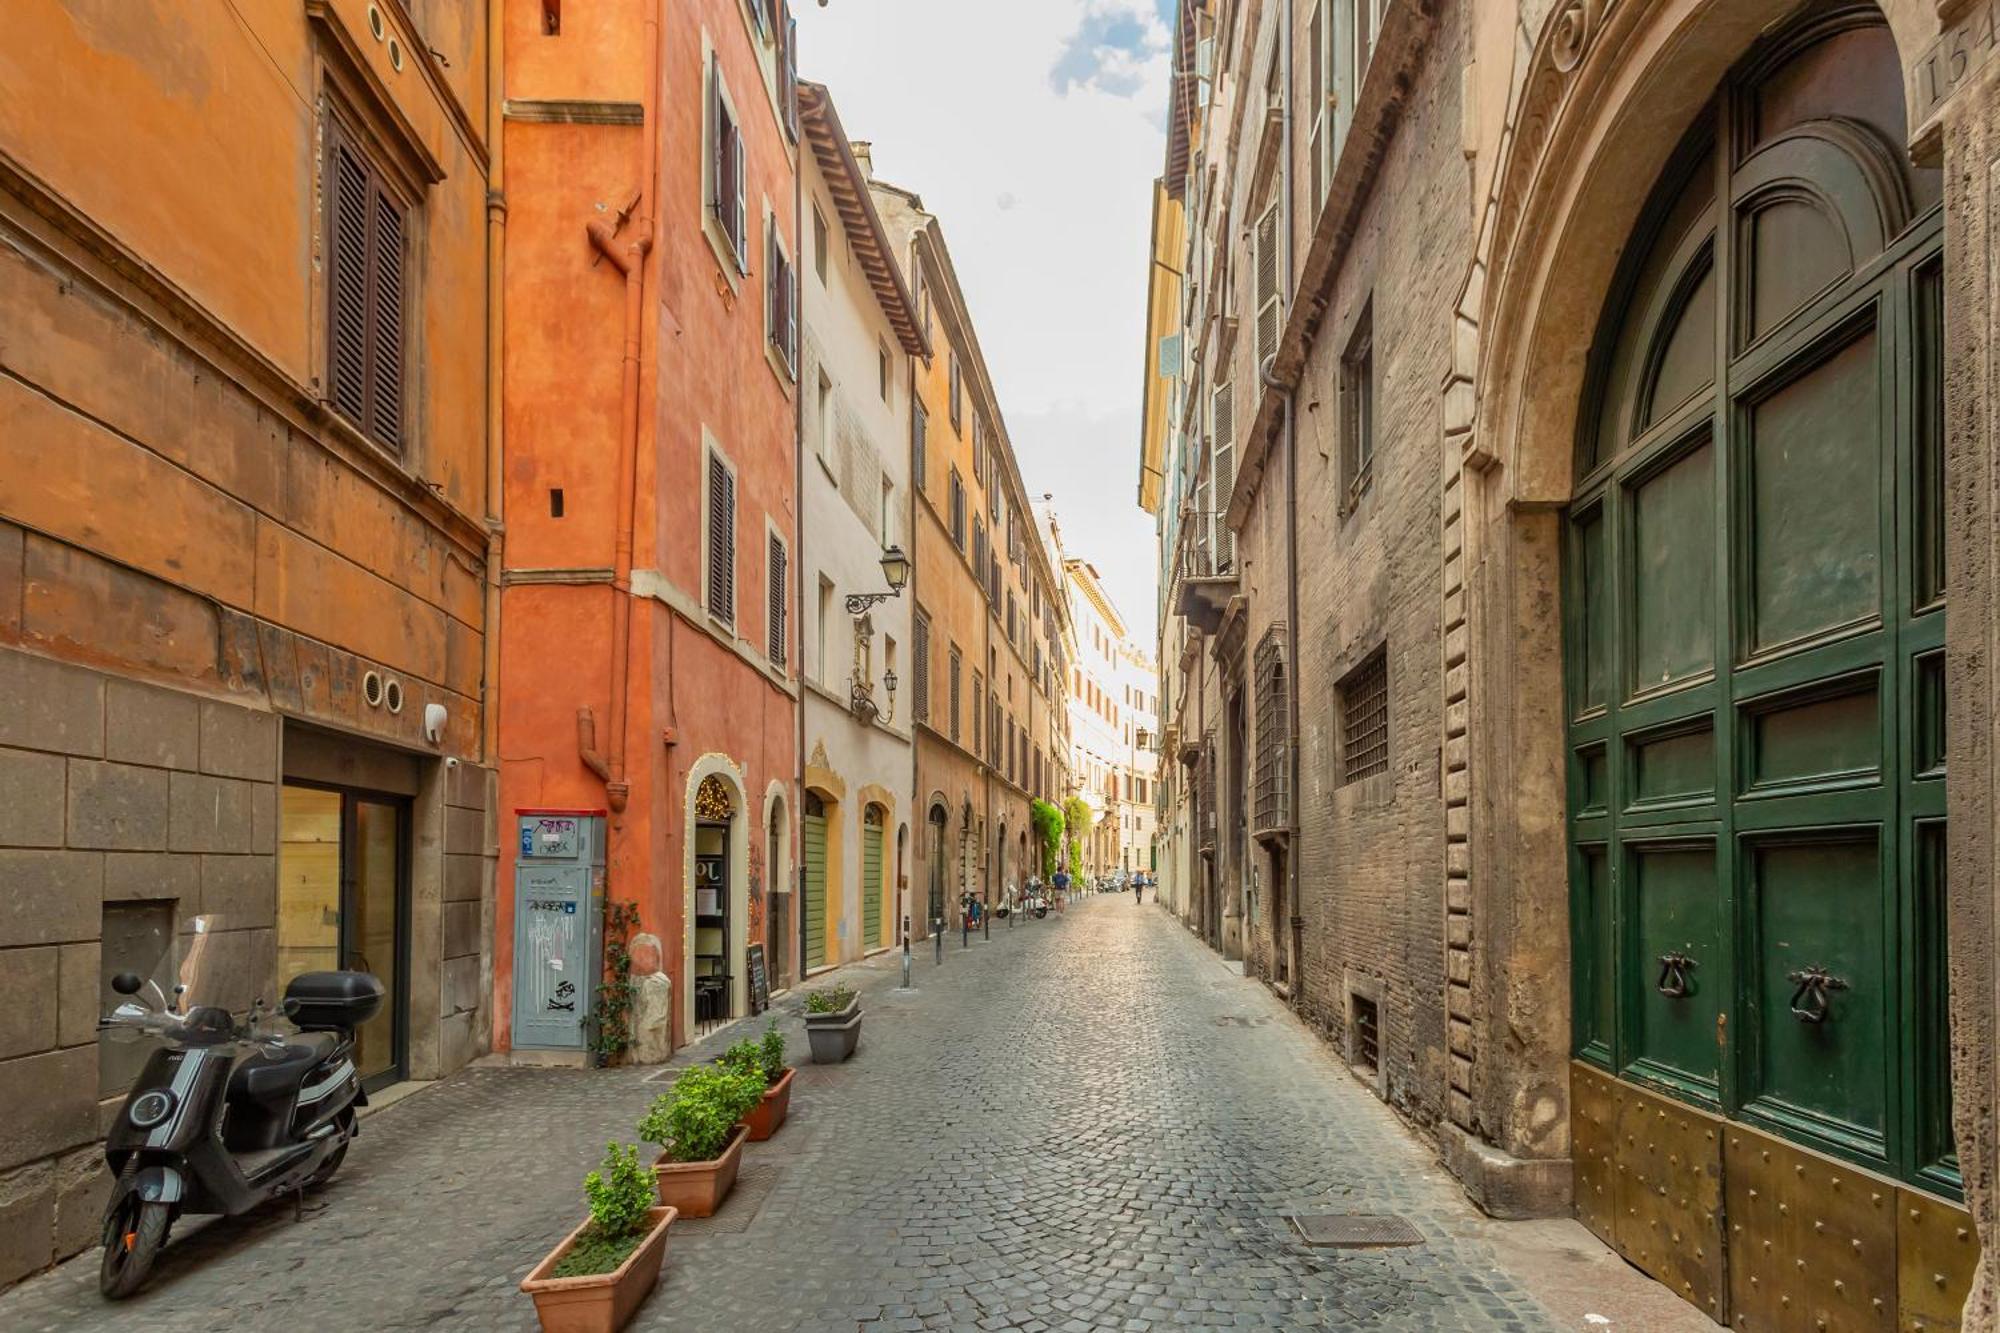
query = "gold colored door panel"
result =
(1724, 1127, 1896, 1330)
(1610, 1073, 1727, 1324)
(1572, 1062, 1621, 1248)
(1897, 1188, 1980, 1332)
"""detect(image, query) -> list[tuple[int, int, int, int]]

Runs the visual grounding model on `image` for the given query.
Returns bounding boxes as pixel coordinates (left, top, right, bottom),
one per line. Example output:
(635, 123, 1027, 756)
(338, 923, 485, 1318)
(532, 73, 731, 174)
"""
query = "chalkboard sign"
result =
(745, 943, 769, 1016)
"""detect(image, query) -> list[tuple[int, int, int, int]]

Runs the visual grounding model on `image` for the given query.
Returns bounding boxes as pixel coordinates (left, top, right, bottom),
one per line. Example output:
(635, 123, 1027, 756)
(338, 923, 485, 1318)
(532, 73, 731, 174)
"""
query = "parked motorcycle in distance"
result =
(97, 915, 383, 1299)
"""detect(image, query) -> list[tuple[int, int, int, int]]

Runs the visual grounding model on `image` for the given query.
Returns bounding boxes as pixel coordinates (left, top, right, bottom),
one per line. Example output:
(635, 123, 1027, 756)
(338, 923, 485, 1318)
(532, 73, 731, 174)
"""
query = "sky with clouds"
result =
(794, 0, 1174, 652)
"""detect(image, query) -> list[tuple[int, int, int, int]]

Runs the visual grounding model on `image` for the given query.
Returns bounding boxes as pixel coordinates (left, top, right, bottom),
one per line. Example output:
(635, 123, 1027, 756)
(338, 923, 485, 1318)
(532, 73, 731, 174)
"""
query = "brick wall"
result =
(1236, 5, 1469, 1134)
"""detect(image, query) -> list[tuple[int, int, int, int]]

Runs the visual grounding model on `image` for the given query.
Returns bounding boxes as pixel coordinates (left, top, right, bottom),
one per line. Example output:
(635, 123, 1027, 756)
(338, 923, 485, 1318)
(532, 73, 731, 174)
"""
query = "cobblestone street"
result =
(0, 897, 1707, 1331)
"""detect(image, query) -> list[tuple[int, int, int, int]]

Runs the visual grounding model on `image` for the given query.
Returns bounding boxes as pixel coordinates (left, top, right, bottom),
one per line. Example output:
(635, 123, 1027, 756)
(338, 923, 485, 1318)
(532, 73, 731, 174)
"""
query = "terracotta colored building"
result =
(496, 0, 801, 1056)
(0, 0, 498, 1285)
(868, 173, 1069, 936)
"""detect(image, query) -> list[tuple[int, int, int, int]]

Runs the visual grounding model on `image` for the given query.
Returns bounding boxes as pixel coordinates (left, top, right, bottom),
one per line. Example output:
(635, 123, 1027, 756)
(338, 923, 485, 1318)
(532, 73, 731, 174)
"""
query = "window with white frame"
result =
(766, 213, 797, 376)
(706, 53, 746, 271)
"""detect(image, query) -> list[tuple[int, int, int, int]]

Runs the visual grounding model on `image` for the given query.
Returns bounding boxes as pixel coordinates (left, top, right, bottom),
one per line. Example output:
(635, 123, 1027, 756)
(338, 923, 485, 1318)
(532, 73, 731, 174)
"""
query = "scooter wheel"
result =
(307, 1110, 356, 1187)
(99, 1197, 170, 1300)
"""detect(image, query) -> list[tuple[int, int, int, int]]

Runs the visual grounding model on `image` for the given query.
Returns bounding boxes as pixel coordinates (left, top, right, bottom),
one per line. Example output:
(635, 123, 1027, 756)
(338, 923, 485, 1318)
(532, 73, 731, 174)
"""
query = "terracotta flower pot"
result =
(519, 1205, 676, 1333)
(804, 999, 862, 1063)
(741, 1066, 795, 1141)
(651, 1123, 747, 1219)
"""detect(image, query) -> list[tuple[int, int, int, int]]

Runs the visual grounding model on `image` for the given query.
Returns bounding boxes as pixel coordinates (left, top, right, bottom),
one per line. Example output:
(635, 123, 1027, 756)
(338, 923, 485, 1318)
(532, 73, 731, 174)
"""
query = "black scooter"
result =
(97, 964, 382, 1298)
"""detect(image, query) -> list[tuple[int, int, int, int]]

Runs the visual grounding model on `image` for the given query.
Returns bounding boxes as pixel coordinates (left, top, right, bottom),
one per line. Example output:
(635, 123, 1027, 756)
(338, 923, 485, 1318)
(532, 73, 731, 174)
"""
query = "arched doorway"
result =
(862, 803, 887, 952)
(1560, 8, 1952, 1320)
(802, 790, 829, 972)
(926, 802, 948, 935)
(690, 772, 745, 1030)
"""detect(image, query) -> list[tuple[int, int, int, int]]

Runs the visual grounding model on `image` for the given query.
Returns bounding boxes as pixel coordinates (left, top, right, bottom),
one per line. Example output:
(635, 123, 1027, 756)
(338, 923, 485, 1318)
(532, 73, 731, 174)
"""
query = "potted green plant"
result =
(724, 1021, 795, 1141)
(638, 1063, 764, 1218)
(802, 985, 861, 1063)
(519, 1142, 676, 1333)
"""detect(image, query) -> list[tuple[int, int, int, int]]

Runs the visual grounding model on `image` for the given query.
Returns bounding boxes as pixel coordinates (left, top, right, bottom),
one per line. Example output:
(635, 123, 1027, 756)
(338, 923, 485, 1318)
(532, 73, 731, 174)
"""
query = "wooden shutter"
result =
(369, 190, 406, 449)
(972, 671, 983, 752)
(327, 125, 406, 452)
(710, 57, 727, 235)
(782, 4, 799, 141)
(707, 453, 735, 622)
(731, 117, 746, 264)
(1212, 382, 1235, 570)
(1254, 203, 1282, 369)
(913, 613, 930, 722)
(328, 136, 370, 428)
(766, 533, 787, 666)
(911, 397, 928, 489)
(949, 647, 961, 742)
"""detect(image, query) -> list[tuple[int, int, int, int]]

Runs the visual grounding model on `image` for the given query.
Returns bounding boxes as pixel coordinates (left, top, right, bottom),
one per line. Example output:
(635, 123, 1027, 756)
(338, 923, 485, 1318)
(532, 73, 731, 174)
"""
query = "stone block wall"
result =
(0, 645, 279, 1287)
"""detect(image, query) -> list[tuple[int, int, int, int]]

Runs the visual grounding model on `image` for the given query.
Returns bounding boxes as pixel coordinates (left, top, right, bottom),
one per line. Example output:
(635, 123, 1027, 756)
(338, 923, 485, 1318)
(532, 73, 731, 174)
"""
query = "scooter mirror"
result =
(111, 972, 143, 996)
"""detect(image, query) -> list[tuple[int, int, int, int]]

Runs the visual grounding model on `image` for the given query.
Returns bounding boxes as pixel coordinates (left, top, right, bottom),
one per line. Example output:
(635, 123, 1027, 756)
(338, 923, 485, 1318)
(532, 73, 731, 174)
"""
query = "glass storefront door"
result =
(279, 783, 409, 1089)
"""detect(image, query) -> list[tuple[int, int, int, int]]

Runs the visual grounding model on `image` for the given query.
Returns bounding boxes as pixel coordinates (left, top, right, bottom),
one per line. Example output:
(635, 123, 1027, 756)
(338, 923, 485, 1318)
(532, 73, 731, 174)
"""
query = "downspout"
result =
(481, 0, 506, 765)
(580, 1, 661, 813)
(1267, 0, 1304, 1010)
(794, 94, 807, 980)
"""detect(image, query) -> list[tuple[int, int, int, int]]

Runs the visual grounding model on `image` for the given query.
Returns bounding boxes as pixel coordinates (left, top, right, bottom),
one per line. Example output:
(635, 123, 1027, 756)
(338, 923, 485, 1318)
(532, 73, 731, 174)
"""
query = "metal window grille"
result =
(1352, 993, 1380, 1073)
(1253, 626, 1289, 832)
(1338, 648, 1388, 784)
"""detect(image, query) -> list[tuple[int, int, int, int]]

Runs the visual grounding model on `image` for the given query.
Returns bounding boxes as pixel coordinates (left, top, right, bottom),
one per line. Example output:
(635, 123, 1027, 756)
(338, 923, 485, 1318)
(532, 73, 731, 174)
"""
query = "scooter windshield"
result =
(105, 914, 255, 1036)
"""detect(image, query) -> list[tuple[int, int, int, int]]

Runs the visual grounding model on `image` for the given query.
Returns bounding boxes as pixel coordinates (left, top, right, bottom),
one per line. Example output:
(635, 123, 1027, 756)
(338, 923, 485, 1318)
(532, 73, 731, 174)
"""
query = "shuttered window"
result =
(1341, 302, 1374, 504)
(326, 121, 408, 452)
(972, 671, 984, 753)
(949, 353, 963, 434)
(766, 533, 788, 667)
(779, 2, 799, 141)
(949, 469, 966, 549)
(1211, 382, 1235, 571)
(912, 611, 931, 723)
(948, 645, 962, 743)
(709, 55, 746, 268)
(1254, 203, 1282, 371)
(911, 395, 928, 490)
(706, 451, 736, 624)
(766, 219, 797, 374)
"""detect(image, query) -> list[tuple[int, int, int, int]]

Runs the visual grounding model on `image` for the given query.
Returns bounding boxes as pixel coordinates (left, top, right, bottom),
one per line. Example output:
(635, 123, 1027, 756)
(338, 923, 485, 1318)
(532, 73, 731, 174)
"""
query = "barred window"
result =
(1337, 647, 1389, 784)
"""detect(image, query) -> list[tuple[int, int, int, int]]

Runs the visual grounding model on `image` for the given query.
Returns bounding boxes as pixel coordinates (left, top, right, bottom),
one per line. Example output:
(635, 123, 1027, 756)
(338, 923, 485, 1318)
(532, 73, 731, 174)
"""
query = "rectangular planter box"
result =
(804, 999, 862, 1063)
(742, 1065, 795, 1141)
(652, 1122, 746, 1219)
(519, 1205, 676, 1333)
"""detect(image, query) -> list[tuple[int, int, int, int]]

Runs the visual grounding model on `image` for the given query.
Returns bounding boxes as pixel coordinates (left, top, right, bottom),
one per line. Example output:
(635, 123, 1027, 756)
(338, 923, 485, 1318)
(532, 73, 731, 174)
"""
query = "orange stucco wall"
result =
(497, 0, 799, 1054)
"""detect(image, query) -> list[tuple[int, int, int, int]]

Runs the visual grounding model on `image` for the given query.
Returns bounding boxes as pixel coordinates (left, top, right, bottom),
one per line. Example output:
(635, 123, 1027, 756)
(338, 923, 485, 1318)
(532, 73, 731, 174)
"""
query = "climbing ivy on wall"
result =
(1029, 798, 1065, 879)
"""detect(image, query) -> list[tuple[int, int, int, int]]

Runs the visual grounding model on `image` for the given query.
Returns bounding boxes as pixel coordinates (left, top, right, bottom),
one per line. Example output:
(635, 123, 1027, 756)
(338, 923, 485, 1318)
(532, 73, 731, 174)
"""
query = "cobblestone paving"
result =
(0, 897, 1679, 1331)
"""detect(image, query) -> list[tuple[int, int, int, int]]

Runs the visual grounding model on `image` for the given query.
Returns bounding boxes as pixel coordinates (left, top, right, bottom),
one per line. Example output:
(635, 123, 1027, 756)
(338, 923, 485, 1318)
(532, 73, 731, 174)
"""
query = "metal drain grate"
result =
(671, 1163, 781, 1236)
(1288, 1214, 1425, 1248)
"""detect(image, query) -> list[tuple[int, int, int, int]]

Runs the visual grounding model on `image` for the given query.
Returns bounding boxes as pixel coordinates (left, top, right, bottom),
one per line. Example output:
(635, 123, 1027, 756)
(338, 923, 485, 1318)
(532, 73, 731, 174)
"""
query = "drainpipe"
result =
(481, 0, 506, 767)
(1267, 0, 1304, 1010)
(579, 1, 661, 815)
(794, 88, 807, 984)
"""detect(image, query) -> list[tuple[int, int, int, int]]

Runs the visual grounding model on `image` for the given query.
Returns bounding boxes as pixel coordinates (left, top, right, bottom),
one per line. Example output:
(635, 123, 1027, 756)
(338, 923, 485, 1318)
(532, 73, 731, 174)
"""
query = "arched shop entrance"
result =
(1546, 7, 1969, 1323)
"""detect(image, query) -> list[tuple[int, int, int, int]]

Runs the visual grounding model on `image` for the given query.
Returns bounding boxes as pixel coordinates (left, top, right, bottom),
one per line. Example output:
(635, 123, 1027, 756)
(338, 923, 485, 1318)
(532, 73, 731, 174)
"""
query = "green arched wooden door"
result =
(802, 792, 828, 972)
(1566, 10, 1948, 1192)
(862, 805, 885, 950)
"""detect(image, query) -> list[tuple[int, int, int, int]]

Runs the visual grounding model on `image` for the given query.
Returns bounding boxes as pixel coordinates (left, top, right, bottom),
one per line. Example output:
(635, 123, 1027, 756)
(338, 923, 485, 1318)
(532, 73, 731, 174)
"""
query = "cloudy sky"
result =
(795, 0, 1174, 650)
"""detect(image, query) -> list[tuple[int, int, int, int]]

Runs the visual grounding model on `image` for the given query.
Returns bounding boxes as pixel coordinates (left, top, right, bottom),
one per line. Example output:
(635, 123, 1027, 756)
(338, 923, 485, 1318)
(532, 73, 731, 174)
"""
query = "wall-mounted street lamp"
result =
(845, 544, 911, 616)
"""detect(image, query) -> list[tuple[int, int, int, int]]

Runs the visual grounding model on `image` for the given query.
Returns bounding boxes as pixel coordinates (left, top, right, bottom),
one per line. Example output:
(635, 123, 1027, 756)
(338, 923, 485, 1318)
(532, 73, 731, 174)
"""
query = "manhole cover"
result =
(1288, 1214, 1425, 1248)
(672, 1164, 780, 1236)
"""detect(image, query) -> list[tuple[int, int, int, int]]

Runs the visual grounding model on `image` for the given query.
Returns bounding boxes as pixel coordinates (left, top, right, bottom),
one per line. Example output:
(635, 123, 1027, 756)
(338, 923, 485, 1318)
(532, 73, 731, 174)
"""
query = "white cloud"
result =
(796, 1, 1167, 646)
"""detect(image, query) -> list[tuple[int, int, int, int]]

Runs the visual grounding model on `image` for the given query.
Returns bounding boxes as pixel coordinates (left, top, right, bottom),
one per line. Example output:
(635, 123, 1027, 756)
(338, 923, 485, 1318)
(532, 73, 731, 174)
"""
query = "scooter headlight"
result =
(127, 1090, 175, 1129)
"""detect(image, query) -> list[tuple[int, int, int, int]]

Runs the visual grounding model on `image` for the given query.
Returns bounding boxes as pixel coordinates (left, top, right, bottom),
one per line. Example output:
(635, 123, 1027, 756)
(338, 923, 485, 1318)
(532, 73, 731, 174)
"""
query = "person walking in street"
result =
(1052, 866, 1070, 914)
(1133, 874, 1143, 906)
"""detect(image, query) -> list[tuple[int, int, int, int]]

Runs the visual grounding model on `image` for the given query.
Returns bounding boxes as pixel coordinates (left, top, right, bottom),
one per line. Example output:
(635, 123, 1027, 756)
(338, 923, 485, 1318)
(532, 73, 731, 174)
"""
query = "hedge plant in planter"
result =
(519, 1142, 676, 1333)
(722, 1021, 795, 1141)
(638, 1063, 764, 1218)
(803, 985, 861, 1064)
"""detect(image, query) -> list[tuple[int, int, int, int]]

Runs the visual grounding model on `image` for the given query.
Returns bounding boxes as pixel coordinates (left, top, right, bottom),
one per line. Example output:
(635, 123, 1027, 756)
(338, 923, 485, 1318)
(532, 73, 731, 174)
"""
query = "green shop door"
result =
(802, 793, 828, 972)
(1564, 15, 1950, 1194)
(862, 806, 885, 950)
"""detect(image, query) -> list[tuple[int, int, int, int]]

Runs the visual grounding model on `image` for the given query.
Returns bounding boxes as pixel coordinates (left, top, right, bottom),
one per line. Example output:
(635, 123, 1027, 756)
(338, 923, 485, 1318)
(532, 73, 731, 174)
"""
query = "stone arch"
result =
(681, 756, 750, 1039)
(1439, 0, 1953, 1186)
(761, 780, 790, 991)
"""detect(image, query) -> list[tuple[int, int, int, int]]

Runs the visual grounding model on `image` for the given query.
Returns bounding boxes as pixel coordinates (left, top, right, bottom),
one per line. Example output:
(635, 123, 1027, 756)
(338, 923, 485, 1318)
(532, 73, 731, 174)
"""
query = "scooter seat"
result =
(228, 1033, 338, 1105)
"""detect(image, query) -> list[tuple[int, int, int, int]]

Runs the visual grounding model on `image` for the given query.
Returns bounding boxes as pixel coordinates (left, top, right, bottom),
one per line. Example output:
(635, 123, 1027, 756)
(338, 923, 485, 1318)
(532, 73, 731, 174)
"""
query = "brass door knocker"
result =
(1656, 951, 1695, 998)
(1786, 965, 1848, 1023)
